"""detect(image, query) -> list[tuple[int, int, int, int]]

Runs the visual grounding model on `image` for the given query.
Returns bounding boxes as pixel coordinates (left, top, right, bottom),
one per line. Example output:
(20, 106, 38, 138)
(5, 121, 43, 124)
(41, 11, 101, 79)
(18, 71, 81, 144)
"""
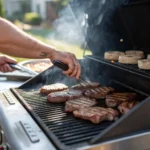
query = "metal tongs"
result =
(9, 63, 38, 76)
(53, 60, 94, 88)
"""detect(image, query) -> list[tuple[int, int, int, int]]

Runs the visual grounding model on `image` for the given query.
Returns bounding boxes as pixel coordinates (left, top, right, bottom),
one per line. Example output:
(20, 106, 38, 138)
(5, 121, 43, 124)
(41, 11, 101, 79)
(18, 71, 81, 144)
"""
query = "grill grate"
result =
(92, 56, 150, 78)
(16, 89, 113, 149)
(113, 62, 150, 76)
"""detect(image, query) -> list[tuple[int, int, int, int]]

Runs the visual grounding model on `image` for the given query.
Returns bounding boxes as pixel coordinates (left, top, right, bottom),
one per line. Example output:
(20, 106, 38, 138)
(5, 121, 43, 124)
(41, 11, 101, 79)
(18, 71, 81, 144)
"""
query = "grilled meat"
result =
(73, 107, 118, 124)
(84, 87, 114, 99)
(47, 89, 83, 103)
(106, 93, 136, 108)
(72, 82, 100, 90)
(40, 83, 68, 94)
(118, 101, 139, 114)
(65, 97, 97, 112)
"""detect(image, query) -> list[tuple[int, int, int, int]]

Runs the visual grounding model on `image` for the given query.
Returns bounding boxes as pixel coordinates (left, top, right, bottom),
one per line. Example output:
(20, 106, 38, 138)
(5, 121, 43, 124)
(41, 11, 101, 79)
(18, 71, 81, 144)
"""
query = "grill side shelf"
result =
(10, 88, 73, 150)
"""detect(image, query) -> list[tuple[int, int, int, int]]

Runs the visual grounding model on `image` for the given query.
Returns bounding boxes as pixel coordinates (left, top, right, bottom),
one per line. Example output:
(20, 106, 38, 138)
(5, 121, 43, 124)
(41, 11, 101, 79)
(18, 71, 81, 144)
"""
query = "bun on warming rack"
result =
(138, 59, 150, 70)
(147, 54, 150, 59)
(118, 55, 141, 64)
(125, 50, 144, 58)
(104, 51, 125, 61)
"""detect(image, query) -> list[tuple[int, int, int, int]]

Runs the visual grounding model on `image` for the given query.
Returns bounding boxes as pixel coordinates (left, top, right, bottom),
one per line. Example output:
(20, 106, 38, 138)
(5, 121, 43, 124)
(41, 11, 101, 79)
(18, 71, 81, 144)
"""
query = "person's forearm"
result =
(0, 18, 55, 59)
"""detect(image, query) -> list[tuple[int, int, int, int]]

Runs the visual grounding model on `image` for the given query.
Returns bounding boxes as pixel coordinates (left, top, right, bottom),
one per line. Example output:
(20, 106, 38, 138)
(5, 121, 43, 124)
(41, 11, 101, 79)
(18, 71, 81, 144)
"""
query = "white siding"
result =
(4, 0, 22, 16)
(31, 0, 49, 20)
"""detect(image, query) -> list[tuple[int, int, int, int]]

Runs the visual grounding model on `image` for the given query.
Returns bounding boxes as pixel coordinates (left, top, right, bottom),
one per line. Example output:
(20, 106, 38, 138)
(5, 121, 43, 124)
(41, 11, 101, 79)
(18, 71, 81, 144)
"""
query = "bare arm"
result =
(0, 18, 54, 58)
(0, 18, 81, 79)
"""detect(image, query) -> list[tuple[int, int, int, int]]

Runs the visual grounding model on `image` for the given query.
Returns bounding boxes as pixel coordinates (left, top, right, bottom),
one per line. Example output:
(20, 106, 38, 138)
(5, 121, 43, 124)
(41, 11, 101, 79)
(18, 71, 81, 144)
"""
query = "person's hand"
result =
(0, 55, 17, 73)
(51, 50, 81, 79)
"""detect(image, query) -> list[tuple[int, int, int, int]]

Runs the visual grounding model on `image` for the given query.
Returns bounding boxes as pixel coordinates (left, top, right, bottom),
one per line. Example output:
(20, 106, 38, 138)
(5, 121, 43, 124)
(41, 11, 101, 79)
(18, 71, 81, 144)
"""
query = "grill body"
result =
(5, 56, 149, 150)
(1, 1, 150, 150)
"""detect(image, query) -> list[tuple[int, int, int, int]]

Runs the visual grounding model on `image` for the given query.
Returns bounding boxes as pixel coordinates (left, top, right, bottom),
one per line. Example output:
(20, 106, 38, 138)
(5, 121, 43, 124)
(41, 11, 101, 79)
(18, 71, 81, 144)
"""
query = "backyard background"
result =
(0, 0, 91, 62)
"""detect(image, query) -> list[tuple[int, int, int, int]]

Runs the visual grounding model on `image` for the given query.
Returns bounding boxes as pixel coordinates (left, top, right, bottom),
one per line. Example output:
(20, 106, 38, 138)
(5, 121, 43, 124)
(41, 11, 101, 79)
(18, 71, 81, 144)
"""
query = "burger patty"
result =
(118, 101, 139, 114)
(71, 82, 100, 90)
(105, 93, 136, 108)
(65, 97, 97, 112)
(47, 89, 83, 103)
(84, 87, 115, 99)
(73, 107, 118, 124)
(40, 83, 68, 94)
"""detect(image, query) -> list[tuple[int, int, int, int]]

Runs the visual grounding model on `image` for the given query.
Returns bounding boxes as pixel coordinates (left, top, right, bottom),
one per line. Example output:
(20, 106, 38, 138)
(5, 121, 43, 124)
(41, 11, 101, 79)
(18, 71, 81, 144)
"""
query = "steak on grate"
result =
(118, 101, 139, 114)
(65, 97, 97, 112)
(105, 93, 136, 108)
(40, 83, 68, 94)
(84, 87, 115, 99)
(71, 82, 100, 90)
(47, 89, 83, 103)
(73, 107, 118, 124)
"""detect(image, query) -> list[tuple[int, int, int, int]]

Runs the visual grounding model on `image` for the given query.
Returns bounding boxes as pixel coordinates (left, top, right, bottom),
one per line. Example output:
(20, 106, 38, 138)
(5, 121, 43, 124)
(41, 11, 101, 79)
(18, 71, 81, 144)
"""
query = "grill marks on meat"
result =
(85, 87, 115, 99)
(106, 93, 136, 108)
(72, 82, 100, 90)
(47, 89, 83, 103)
(40, 83, 68, 94)
(65, 97, 97, 112)
(118, 101, 139, 114)
(73, 107, 118, 124)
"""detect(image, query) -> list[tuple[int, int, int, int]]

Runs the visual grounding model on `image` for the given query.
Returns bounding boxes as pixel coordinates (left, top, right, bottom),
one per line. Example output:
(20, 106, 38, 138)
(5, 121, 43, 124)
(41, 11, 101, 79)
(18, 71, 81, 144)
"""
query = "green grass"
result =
(24, 28, 52, 38)
(13, 29, 92, 62)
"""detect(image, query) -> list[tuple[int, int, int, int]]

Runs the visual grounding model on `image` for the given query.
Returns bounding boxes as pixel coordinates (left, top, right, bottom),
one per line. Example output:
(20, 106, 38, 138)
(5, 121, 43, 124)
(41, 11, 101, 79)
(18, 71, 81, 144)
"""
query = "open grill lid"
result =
(72, 0, 150, 56)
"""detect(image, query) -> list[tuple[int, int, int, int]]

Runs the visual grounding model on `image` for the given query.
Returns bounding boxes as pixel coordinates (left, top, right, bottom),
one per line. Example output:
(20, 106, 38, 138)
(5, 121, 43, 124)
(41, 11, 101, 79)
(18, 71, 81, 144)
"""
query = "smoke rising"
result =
(42, 0, 127, 85)
(47, 2, 86, 46)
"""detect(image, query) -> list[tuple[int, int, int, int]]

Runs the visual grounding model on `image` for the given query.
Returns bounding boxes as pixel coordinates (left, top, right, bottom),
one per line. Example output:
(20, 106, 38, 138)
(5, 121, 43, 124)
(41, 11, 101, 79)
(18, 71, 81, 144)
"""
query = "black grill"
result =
(10, 56, 150, 150)
(14, 89, 113, 149)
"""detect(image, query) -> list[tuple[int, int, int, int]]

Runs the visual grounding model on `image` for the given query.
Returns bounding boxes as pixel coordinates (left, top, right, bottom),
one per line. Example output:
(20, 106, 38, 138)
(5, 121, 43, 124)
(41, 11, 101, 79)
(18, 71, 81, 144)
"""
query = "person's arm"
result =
(0, 18, 55, 58)
(0, 18, 81, 79)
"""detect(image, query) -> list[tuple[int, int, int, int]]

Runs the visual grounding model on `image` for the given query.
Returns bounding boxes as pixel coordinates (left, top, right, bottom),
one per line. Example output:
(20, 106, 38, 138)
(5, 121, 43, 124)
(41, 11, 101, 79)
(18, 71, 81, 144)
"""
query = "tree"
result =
(53, 0, 70, 12)
(0, 0, 5, 17)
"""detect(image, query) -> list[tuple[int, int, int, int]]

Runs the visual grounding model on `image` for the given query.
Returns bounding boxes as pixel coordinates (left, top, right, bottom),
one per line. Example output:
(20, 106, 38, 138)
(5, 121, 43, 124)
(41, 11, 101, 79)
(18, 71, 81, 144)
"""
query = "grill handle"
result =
(53, 60, 69, 71)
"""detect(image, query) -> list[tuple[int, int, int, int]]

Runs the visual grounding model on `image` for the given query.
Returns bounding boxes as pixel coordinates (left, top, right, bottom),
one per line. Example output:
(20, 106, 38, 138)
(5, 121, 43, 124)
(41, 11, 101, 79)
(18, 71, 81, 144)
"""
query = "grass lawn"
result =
(24, 28, 52, 38)
(11, 28, 92, 62)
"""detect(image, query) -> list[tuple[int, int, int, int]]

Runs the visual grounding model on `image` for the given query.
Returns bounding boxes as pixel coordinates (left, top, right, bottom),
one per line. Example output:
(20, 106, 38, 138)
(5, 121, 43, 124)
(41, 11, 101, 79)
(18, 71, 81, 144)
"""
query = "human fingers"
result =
(62, 54, 75, 76)
(3, 64, 13, 72)
(1, 65, 7, 73)
(69, 57, 80, 79)
(75, 59, 81, 79)
(5, 64, 14, 72)
(0, 66, 5, 72)
(4, 56, 17, 64)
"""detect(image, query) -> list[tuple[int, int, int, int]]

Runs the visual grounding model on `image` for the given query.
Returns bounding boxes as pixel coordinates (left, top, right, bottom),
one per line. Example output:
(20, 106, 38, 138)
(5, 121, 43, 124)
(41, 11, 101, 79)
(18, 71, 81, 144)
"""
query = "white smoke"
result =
(47, 4, 86, 46)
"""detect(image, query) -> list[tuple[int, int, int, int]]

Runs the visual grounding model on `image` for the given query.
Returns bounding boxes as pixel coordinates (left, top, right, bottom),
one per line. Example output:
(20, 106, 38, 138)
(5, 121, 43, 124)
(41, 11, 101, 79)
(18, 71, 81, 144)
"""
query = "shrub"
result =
(24, 12, 42, 25)
(0, 0, 5, 17)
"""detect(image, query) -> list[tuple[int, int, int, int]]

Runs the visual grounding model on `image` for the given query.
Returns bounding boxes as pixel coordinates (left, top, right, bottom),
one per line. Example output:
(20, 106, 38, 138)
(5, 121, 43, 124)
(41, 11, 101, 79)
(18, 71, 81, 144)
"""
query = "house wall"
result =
(4, 0, 22, 16)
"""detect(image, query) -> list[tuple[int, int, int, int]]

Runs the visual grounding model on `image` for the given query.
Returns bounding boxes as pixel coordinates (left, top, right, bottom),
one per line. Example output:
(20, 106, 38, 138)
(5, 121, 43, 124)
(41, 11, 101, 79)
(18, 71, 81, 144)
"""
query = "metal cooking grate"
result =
(112, 62, 150, 76)
(92, 56, 150, 78)
(16, 89, 113, 149)
(106, 59, 150, 77)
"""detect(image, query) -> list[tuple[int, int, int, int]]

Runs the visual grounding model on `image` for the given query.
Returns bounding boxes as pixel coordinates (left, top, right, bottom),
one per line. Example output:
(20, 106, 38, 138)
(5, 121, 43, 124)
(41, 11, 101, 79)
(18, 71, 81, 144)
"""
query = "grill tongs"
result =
(9, 63, 38, 76)
(53, 60, 97, 89)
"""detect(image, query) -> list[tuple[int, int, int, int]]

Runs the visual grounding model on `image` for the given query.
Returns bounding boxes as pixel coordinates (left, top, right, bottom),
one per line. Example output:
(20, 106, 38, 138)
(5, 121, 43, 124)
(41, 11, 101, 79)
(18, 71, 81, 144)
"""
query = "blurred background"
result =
(0, 0, 90, 63)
